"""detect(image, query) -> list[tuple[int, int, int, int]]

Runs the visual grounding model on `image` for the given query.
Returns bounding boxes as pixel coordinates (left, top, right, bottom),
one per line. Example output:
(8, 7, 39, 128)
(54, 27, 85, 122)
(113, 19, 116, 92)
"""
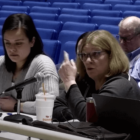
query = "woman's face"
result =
(81, 44, 110, 81)
(3, 28, 34, 66)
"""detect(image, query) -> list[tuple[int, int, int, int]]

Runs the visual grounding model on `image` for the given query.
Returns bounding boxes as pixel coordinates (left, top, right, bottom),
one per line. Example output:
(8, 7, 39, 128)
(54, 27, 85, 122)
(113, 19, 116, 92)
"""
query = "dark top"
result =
(53, 73, 140, 122)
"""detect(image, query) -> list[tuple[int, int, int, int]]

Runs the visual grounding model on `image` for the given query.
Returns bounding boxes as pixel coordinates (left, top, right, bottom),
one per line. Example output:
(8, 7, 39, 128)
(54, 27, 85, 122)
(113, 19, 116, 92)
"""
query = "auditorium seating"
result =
(52, 2, 80, 9)
(91, 10, 122, 17)
(23, 1, 51, 8)
(30, 6, 61, 15)
(1, 5, 30, 13)
(57, 41, 76, 64)
(58, 14, 91, 23)
(82, 3, 112, 10)
(29, 13, 58, 20)
(61, 8, 90, 16)
(62, 22, 98, 32)
(0, 0, 140, 63)
(36, 28, 57, 40)
(91, 16, 123, 26)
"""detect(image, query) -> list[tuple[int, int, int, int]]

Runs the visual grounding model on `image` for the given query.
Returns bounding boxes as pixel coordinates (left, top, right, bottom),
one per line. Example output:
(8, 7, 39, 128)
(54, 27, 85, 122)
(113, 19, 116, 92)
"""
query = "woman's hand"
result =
(0, 96, 16, 111)
(59, 52, 77, 92)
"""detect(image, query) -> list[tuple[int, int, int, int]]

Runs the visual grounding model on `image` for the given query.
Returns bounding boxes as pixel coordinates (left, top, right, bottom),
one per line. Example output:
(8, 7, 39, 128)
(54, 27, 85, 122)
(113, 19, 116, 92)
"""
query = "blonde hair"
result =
(76, 30, 129, 79)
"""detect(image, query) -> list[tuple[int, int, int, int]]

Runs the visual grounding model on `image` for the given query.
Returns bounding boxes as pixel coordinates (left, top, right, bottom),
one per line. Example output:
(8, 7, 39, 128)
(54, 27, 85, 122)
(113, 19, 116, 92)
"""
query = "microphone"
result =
(2, 72, 44, 94)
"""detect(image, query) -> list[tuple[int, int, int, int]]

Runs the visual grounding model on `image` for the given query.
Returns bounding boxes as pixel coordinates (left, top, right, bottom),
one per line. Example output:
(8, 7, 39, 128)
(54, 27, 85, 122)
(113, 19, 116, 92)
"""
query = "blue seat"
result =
(98, 24, 119, 35)
(0, 11, 25, 18)
(0, 0, 22, 6)
(48, 0, 74, 2)
(33, 19, 63, 34)
(123, 11, 140, 18)
(42, 39, 61, 64)
(52, 2, 80, 9)
(0, 17, 6, 25)
(57, 41, 76, 64)
(36, 28, 57, 40)
(29, 13, 58, 21)
(1, 5, 30, 13)
(82, 3, 112, 10)
(62, 22, 98, 32)
(23, 1, 51, 8)
(58, 30, 84, 46)
(61, 8, 91, 16)
(75, 0, 103, 4)
(104, 0, 133, 7)
(113, 4, 140, 12)
(134, 1, 140, 5)
(30, 6, 61, 15)
(58, 14, 91, 23)
(24, 0, 46, 1)
(91, 10, 122, 17)
(91, 16, 123, 26)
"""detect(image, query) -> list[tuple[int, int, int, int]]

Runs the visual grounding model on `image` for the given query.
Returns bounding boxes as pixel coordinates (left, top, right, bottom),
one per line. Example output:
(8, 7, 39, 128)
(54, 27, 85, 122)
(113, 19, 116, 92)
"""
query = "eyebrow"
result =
(4, 39, 24, 42)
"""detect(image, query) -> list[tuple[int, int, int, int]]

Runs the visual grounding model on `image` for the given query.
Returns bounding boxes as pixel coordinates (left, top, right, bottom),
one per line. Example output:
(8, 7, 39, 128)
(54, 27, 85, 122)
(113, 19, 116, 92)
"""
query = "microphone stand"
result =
(4, 87, 33, 123)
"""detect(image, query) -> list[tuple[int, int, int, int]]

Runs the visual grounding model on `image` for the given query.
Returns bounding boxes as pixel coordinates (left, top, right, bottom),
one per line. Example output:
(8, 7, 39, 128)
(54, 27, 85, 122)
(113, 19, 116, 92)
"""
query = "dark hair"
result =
(75, 31, 91, 53)
(2, 13, 45, 72)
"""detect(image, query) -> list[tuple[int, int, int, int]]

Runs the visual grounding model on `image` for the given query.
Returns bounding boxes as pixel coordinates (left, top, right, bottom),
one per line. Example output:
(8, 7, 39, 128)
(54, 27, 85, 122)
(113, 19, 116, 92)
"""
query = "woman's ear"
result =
(31, 37, 35, 47)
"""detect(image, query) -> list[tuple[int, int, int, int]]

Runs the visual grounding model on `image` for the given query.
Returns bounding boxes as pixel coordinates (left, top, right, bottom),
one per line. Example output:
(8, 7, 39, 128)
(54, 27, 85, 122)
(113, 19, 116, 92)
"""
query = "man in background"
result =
(118, 16, 140, 86)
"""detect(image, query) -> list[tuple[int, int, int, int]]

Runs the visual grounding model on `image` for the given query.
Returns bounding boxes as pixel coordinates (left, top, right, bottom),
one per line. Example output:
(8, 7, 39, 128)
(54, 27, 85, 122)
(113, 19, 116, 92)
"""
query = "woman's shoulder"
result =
(28, 54, 58, 75)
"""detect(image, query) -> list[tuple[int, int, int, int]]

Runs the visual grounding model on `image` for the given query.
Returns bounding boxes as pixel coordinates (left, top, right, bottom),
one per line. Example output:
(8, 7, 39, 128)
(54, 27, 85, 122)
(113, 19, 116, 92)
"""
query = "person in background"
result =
(0, 13, 59, 114)
(53, 30, 140, 122)
(118, 16, 140, 86)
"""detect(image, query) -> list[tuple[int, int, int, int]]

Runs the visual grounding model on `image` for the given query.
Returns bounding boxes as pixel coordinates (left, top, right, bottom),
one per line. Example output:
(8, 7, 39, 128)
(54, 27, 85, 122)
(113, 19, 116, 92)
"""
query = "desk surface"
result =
(0, 113, 93, 140)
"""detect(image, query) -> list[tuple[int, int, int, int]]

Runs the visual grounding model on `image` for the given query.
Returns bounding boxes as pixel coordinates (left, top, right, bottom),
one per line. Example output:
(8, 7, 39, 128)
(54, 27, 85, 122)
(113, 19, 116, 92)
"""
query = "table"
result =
(0, 113, 93, 140)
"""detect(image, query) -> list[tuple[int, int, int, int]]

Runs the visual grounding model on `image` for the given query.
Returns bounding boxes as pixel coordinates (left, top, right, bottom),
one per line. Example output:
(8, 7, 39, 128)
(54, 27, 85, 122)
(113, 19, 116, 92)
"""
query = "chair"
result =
(33, 19, 63, 34)
(52, 2, 80, 9)
(29, 13, 58, 21)
(104, 0, 133, 7)
(0, 0, 22, 6)
(61, 8, 91, 16)
(134, 1, 140, 5)
(91, 10, 122, 17)
(98, 24, 119, 35)
(36, 28, 57, 40)
(23, 1, 51, 8)
(57, 41, 76, 64)
(0, 25, 2, 35)
(62, 22, 98, 32)
(0, 11, 24, 18)
(58, 30, 84, 46)
(91, 16, 123, 26)
(47, 0, 74, 2)
(75, 0, 103, 4)
(58, 14, 91, 23)
(123, 11, 140, 18)
(82, 3, 112, 10)
(30, 6, 61, 15)
(42, 39, 61, 64)
(0, 36, 2, 46)
(113, 4, 140, 12)
(1, 6, 30, 13)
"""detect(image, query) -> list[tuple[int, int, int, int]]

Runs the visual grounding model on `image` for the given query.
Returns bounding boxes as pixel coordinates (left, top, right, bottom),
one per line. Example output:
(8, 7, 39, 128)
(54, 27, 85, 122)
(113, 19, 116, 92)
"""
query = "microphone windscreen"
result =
(35, 72, 44, 82)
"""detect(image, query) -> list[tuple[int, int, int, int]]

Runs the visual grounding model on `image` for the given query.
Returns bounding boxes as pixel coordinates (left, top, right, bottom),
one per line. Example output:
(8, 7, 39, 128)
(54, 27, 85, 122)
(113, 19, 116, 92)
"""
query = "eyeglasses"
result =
(116, 34, 138, 42)
(78, 51, 104, 61)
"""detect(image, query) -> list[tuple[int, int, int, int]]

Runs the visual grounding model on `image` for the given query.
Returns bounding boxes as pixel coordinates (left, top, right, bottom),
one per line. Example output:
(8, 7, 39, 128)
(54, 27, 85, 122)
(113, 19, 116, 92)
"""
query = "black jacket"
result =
(53, 73, 140, 122)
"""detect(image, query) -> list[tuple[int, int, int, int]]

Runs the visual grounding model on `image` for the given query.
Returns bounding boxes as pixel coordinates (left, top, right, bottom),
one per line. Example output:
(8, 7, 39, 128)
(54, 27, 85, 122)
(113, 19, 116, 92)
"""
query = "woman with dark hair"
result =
(0, 13, 59, 114)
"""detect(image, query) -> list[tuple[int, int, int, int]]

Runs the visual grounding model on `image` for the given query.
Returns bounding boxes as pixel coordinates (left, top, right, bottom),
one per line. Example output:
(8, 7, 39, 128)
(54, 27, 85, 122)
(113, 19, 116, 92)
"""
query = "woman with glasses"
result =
(53, 30, 140, 122)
